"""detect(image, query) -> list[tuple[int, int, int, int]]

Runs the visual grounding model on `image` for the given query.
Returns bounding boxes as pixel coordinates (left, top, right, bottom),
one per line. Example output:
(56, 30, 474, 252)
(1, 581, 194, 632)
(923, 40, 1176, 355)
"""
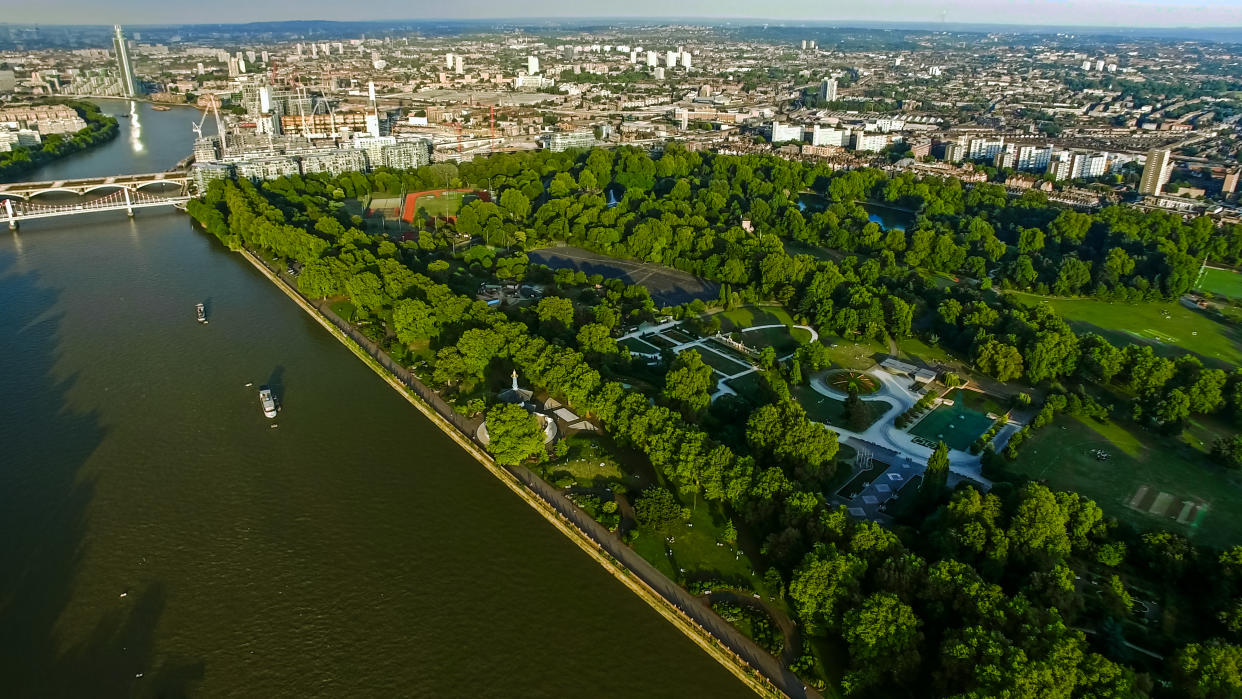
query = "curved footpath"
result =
(239, 250, 812, 699)
(809, 370, 990, 485)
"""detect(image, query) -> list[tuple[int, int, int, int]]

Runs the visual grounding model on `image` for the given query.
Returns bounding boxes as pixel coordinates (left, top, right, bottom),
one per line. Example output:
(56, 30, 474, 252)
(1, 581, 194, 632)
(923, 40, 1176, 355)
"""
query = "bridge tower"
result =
(4, 198, 16, 230)
(123, 187, 134, 217)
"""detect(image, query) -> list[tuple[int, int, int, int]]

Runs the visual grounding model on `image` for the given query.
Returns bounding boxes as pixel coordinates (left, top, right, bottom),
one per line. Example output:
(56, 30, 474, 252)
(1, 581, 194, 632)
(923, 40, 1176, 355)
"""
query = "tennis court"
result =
(908, 390, 994, 451)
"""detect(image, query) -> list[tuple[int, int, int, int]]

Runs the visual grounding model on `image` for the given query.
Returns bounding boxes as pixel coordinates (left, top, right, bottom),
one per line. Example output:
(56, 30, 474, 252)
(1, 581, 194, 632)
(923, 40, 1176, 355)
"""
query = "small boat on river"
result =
(195, 303, 207, 324)
(259, 386, 278, 419)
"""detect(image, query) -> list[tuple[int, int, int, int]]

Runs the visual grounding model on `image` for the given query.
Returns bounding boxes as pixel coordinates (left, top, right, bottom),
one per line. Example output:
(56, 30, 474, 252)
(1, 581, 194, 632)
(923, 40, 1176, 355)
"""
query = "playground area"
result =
(907, 390, 995, 451)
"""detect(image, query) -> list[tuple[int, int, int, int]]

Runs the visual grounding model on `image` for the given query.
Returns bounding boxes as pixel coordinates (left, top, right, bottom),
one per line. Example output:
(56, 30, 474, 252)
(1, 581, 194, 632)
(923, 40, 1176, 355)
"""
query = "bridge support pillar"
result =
(123, 187, 134, 217)
(4, 199, 15, 230)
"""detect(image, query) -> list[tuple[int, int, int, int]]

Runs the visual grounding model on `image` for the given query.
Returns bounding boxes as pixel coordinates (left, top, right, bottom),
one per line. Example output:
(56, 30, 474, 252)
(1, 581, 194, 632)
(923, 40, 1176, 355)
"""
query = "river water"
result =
(0, 100, 748, 697)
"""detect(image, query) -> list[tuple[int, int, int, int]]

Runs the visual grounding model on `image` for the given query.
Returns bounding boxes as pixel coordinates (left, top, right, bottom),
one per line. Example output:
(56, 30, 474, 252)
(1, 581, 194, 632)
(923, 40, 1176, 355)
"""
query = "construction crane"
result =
(489, 105, 495, 153)
(190, 102, 209, 140)
(455, 120, 463, 154)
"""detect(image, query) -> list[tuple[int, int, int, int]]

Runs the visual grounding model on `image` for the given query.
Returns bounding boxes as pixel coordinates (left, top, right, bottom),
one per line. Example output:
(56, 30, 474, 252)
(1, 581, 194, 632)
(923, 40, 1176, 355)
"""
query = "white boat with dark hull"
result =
(195, 303, 207, 324)
(259, 386, 278, 419)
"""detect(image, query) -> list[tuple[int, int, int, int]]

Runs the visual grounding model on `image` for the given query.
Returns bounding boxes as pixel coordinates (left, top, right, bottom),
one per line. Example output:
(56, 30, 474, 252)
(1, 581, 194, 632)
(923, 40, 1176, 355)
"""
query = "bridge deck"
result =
(0, 170, 189, 195)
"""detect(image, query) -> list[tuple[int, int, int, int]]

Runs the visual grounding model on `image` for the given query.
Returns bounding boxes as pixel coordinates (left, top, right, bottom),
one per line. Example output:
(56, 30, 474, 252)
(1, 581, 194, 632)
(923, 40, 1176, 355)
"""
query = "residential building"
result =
(527, 56, 540, 74)
(190, 162, 232, 192)
(299, 148, 367, 176)
(1139, 148, 1172, 196)
(819, 77, 837, 103)
(380, 139, 431, 170)
(769, 122, 803, 143)
(541, 130, 596, 152)
(810, 126, 849, 147)
(234, 156, 300, 182)
(853, 131, 888, 152)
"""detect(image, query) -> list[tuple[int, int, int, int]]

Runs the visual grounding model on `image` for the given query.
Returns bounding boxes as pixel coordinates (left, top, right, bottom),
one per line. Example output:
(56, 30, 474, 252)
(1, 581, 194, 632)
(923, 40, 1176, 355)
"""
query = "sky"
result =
(5, 0, 1242, 28)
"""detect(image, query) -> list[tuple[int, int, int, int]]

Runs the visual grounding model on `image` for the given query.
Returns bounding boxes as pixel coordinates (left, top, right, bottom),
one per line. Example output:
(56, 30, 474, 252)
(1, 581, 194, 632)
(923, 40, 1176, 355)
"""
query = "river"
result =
(0, 100, 750, 697)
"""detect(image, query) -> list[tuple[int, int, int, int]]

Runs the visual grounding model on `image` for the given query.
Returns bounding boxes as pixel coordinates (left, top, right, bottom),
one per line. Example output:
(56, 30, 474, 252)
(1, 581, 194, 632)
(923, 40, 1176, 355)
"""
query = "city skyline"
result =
(4, 0, 1242, 29)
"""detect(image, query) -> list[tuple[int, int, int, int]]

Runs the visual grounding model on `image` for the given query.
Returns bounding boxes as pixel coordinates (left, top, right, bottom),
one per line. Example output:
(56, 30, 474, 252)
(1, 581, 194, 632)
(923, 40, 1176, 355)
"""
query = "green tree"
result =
(663, 350, 715, 418)
(1174, 641, 1242, 699)
(535, 296, 575, 333)
(576, 323, 618, 357)
(633, 486, 688, 534)
(499, 188, 531, 221)
(841, 592, 924, 693)
(920, 441, 950, 503)
(484, 403, 546, 465)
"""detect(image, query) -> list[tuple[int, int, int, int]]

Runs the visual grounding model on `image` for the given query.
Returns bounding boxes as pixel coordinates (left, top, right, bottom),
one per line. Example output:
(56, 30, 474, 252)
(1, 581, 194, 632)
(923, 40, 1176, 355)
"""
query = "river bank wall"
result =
(235, 247, 795, 699)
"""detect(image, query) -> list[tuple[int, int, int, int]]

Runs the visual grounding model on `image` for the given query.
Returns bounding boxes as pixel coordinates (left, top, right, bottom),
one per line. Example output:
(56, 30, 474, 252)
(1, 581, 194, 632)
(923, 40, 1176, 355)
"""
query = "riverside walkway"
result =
(243, 250, 815, 699)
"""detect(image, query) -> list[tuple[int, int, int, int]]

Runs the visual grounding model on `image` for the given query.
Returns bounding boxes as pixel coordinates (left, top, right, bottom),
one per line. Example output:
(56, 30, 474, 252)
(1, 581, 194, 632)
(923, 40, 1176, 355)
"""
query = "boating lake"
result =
(0, 100, 748, 696)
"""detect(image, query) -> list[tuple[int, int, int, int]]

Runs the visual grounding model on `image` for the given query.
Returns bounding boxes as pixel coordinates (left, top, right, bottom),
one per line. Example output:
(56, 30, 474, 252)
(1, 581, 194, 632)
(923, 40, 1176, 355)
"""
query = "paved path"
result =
(808, 370, 991, 486)
(512, 465, 817, 698)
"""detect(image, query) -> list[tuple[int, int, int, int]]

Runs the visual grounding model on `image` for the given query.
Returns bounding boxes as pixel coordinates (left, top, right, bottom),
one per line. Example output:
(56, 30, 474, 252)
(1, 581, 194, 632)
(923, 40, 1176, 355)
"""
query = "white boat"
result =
(259, 386, 278, 419)
(195, 303, 207, 324)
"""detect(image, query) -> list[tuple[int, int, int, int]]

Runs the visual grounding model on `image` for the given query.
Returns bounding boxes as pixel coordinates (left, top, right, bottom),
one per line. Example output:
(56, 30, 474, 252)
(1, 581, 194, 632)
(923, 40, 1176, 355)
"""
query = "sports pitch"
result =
(1002, 413, 1242, 547)
(1198, 267, 1242, 300)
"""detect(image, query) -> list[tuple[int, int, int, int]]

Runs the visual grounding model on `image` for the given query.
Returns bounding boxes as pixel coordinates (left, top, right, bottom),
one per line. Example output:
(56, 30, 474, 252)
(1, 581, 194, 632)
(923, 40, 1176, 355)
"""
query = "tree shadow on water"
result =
(0, 253, 204, 697)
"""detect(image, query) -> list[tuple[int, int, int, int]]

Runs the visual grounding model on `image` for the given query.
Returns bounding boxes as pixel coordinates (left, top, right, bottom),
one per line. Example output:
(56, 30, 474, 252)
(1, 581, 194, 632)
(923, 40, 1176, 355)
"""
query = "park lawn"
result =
(691, 346, 752, 375)
(663, 328, 697, 344)
(329, 299, 356, 322)
(1198, 267, 1242, 300)
(741, 326, 804, 354)
(793, 385, 888, 432)
(714, 305, 796, 332)
(546, 435, 631, 488)
(620, 336, 660, 354)
(1012, 292, 1242, 366)
(820, 338, 885, 370)
(1001, 414, 1242, 548)
(645, 333, 677, 349)
(897, 336, 955, 365)
(632, 505, 759, 588)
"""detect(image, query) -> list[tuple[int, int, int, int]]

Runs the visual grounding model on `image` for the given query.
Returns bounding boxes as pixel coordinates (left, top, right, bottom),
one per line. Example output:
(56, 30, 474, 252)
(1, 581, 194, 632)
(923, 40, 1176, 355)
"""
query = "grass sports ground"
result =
(1002, 413, 1242, 547)
(1013, 293, 1242, 366)
(1197, 266, 1242, 300)
(528, 246, 720, 306)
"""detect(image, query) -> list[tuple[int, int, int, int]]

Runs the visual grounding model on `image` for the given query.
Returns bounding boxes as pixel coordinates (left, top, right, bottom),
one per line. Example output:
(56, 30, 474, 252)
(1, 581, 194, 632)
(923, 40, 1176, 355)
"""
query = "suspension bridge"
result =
(1, 171, 191, 229)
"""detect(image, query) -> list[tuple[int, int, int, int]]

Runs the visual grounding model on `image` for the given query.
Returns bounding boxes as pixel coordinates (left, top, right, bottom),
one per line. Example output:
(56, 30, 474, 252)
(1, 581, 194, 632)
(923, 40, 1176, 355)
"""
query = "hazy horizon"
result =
(4, 0, 1242, 30)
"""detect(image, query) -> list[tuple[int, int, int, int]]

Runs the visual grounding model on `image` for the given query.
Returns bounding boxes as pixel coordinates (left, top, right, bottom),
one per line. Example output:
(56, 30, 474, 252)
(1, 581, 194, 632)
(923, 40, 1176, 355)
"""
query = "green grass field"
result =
(691, 346, 751, 376)
(631, 503, 758, 586)
(1012, 293, 1242, 366)
(793, 385, 888, 432)
(1198, 267, 1242, 300)
(713, 305, 796, 331)
(740, 326, 803, 354)
(620, 336, 660, 354)
(414, 191, 472, 218)
(1002, 414, 1242, 548)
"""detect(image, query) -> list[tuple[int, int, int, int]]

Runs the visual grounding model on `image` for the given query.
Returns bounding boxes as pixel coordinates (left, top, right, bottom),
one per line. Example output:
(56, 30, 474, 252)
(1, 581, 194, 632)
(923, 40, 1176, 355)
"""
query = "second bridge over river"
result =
(1, 170, 190, 229)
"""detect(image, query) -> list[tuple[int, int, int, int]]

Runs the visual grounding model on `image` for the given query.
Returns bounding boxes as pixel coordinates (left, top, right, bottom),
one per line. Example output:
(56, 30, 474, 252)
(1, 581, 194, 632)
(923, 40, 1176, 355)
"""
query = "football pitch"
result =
(1198, 267, 1242, 300)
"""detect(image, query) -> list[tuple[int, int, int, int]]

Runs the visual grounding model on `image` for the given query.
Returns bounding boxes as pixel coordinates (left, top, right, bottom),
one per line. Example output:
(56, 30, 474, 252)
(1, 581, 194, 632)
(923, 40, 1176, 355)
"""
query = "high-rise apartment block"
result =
(1139, 148, 1172, 196)
(819, 77, 838, 103)
(527, 56, 540, 74)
